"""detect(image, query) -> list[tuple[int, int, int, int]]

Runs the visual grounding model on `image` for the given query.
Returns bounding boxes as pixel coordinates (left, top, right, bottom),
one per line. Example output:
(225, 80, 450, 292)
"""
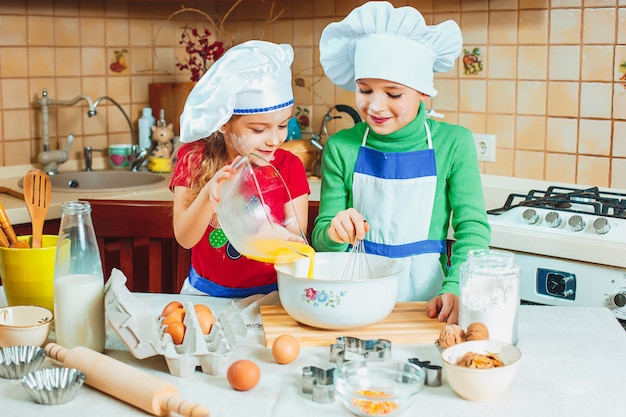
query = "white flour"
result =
(459, 272, 519, 344)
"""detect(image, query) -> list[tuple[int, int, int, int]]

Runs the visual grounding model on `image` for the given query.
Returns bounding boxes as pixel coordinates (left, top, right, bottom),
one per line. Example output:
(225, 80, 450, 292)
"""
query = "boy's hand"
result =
(426, 293, 459, 324)
(328, 208, 370, 245)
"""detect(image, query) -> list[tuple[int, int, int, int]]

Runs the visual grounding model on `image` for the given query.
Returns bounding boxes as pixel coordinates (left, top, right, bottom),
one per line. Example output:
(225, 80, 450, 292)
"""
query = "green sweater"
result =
(311, 104, 491, 296)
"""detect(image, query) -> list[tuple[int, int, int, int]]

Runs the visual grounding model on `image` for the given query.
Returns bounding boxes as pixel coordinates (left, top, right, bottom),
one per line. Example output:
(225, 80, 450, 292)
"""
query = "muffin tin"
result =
(21, 367, 86, 405)
(0, 345, 46, 379)
(104, 269, 246, 377)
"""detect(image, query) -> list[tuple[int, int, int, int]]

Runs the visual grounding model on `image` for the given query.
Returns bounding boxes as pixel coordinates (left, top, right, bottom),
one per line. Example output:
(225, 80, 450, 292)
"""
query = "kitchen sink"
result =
(17, 170, 168, 193)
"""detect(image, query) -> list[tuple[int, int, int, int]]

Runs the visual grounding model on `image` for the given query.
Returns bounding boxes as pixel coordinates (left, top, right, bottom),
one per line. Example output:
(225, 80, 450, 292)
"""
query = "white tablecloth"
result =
(2, 288, 626, 417)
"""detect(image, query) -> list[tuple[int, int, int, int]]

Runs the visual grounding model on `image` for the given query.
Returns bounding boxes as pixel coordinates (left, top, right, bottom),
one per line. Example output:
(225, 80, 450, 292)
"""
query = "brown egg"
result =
(194, 304, 212, 315)
(163, 307, 186, 325)
(227, 360, 260, 391)
(195, 309, 215, 335)
(165, 321, 186, 345)
(161, 301, 183, 317)
(271, 334, 300, 364)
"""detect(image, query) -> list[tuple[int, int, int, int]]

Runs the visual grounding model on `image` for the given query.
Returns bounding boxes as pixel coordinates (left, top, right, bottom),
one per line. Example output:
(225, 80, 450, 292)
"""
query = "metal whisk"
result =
(340, 235, 372, 280)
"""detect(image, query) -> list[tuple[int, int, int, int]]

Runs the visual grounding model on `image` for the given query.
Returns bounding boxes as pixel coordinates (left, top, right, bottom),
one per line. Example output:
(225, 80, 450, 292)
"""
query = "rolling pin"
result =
(45, 343, 210, 417)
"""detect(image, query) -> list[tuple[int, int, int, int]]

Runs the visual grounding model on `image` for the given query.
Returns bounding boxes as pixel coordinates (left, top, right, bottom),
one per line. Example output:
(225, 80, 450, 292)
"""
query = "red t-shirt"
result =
(170, 147, 310, 290)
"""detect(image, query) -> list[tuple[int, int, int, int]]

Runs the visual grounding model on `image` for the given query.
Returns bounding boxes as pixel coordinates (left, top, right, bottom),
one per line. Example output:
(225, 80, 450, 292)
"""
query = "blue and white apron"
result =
(353, 122, 446, 301)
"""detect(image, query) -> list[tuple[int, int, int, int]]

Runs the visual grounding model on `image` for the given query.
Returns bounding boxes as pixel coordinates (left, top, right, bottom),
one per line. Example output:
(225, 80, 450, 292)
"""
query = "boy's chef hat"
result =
(319, 1, 462, 97)
(179, 40, 294, 143)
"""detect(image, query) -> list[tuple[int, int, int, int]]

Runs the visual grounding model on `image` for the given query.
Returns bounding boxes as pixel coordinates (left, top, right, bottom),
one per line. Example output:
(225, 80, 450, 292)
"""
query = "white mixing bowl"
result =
(275, 252, 403, 330)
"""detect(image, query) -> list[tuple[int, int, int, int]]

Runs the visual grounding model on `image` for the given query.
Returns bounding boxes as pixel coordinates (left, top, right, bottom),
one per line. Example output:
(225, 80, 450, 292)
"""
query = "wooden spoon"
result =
(23, 169, 52, 249)
(0, 201, 29, 248)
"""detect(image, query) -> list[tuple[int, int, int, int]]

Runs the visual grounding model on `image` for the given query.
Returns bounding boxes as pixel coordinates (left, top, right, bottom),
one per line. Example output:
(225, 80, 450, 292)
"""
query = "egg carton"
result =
(104, 269, 246, 377)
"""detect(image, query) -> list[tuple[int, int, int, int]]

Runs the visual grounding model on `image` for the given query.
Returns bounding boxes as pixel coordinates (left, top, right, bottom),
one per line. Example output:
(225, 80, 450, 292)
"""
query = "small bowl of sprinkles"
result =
(334, 359, 425, 417)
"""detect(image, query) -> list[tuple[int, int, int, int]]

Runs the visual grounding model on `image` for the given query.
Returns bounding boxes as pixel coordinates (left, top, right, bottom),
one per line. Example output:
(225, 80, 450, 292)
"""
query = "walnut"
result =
(466, 322, 489, 341)
(457, 351, 504, 368)
(438, 324, 466, 349)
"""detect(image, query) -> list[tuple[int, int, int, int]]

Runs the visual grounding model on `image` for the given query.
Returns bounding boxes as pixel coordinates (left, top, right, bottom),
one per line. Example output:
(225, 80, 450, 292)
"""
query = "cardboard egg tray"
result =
(104, 269, 246, 377)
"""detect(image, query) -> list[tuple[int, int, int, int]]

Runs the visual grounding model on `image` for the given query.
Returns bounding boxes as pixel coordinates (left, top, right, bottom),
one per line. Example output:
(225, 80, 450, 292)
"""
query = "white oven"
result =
(485, 184, 626, 328)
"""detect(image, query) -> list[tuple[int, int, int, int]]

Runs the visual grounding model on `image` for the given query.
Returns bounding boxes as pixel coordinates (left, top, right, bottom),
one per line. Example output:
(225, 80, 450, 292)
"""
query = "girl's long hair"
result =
(172, 131, 227, 205)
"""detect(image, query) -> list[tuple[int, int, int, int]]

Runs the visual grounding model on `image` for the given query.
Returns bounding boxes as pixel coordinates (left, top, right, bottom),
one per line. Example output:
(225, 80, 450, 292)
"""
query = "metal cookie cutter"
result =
(408, 358, 442, 387)
(302, 366, 335, 403)
(329, 336, 392, 364)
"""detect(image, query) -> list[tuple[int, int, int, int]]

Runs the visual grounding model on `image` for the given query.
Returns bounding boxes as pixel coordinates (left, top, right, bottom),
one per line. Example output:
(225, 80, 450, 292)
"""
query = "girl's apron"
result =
(353, 123, 446, 301)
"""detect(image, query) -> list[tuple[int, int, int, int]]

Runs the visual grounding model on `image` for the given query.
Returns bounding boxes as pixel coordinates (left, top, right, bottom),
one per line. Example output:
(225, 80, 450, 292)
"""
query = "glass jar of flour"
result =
(459, 249, 520, 344)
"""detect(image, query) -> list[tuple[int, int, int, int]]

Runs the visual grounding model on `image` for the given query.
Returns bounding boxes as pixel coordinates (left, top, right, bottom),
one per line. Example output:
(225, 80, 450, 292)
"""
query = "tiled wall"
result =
(1, 0, 625, 188)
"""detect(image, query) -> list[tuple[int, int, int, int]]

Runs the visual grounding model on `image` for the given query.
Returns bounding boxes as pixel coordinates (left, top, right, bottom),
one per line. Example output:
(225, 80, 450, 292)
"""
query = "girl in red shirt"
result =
(170, 41, 309, 297)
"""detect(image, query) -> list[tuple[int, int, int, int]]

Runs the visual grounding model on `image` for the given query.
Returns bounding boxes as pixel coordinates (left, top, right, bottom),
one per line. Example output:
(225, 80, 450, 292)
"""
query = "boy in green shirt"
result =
(312, 1, 491, 324)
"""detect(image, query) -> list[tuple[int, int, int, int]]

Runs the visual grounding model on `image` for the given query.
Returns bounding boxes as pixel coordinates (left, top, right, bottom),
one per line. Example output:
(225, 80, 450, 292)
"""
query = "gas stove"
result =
(486, 185, 626, 327)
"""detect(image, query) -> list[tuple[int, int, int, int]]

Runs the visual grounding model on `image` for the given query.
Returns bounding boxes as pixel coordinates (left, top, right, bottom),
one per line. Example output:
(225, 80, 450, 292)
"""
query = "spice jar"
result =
(53, 201, 106, 352)
(459, 249, 520, 344)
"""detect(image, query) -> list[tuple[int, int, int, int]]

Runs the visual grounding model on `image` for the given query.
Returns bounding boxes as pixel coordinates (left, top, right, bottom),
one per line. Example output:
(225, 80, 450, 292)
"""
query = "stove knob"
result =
(612, 292, 626, 309)
(592, 217, 611, 234)
(545, 211, 561, 228)
(568, 215, 585, 232)
(522, 208, 539, 225)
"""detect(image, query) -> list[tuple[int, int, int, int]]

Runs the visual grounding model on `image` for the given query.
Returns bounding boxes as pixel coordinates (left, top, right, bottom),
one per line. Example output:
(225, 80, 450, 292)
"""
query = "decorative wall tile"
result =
(0, 0, 625, 187)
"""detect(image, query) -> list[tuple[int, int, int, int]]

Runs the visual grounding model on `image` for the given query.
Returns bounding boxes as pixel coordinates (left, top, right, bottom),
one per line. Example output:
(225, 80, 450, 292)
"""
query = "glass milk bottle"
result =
(459, 249, 520, 344)
(53, 201, 106, 352)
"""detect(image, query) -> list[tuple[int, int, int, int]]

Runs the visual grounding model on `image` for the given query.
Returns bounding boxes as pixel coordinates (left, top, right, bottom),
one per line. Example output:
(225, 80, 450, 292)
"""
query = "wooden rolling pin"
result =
(45, 343, 210, 417)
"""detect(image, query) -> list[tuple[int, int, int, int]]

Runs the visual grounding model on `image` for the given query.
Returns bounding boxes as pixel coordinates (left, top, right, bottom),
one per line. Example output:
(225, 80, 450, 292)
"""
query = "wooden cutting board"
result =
(260, 302, 446, 347)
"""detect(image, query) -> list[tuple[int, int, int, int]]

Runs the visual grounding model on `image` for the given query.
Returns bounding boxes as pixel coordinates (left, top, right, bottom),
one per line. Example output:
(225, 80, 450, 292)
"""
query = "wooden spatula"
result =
(23, 169, 52, 249)
(0, 201, 28, 248)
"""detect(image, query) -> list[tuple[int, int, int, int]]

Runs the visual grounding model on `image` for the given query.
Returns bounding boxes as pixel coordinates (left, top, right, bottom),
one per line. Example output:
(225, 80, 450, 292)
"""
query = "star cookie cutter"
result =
(301, 366, 335, 403)
(329, 336, 392, 364)
(408, 357, 442, 387)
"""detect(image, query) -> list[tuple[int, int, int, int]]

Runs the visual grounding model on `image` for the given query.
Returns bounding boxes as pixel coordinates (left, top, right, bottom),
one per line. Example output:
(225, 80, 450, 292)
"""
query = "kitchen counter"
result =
(1, 287, 625, 417)
(0, 160, 174, 225)
(2, 157, 614, 226)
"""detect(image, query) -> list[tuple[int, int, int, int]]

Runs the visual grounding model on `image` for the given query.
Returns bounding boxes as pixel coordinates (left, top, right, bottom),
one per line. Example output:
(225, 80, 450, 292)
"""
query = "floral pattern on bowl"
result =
(302, 287, 347, 308)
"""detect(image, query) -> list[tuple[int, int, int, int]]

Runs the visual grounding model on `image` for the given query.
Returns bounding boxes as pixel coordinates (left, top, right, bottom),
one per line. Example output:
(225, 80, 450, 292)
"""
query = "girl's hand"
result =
(204, 155, 242, 208)
(328, 208, 370, 245)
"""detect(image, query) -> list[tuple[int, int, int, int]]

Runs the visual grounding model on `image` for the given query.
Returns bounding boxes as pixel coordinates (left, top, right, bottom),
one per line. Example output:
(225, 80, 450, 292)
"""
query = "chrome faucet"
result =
(36, 88, 145, 174)
(83, 146, 104, 171)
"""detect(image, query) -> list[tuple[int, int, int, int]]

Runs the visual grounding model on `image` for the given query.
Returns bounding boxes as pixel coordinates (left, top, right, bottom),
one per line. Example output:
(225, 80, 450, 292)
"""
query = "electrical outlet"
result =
(473, 133, 496, 162)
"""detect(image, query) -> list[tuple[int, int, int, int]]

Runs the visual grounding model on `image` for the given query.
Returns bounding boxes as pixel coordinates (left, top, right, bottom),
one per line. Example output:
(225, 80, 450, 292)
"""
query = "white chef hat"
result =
(319, 1, 462, 97)
(179, 40, 295, 143)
